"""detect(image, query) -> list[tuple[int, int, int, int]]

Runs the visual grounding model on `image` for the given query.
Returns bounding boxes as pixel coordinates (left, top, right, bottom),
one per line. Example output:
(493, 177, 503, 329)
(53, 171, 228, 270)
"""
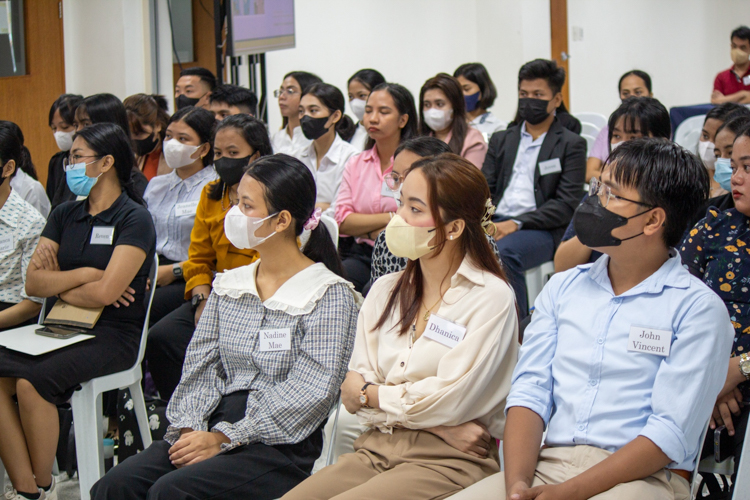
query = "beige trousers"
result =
(282, 428, 501, 500)
(447, 445, 691, 500)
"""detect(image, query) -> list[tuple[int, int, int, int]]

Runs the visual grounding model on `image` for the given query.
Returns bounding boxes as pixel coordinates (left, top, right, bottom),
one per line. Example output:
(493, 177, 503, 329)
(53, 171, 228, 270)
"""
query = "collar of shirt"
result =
(0, 190, 26, 229)
(167, 165, 217, 192)
(300, 134, 347, 172)
(449, 257, 486, 289)
(731, 64, 750, 79)
(520, 122, 547, 146)
(583, 249, 690, 297)
(74, 191, 130, 224)
(213, 260, 360, 315)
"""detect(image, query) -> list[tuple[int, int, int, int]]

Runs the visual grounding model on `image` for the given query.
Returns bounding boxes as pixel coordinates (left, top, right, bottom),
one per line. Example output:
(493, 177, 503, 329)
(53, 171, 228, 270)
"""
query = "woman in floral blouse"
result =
(680, 124, 750, 491)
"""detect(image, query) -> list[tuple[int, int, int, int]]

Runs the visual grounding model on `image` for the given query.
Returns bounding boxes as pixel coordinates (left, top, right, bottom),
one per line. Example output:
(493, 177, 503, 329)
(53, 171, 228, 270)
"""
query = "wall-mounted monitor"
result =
(229, 0, 295, 56)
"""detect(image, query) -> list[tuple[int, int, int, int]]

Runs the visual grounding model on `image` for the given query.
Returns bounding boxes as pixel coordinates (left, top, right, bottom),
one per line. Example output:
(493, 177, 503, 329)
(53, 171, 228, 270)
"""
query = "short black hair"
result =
(394, 136, 452, 159)
(618, 70, 652, 94)
(607, 97, 671, 147)
(454, 62, 498, 109)
(76, 93, 131, 139)
(179, 67, 217, 90)
(518, 59, 566, 95)
(209, 84, 258, 114)
(731, 26, 750, 44)
(606, 138, 710, 248)
(705, 102, 750, 123)
(168, 106, 216, 167)
(49, 94, 83, 127)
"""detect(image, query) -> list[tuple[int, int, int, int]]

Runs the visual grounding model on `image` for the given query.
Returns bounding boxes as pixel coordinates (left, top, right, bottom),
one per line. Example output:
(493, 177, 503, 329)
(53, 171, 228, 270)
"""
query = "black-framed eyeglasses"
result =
(588, 177, 654, 209)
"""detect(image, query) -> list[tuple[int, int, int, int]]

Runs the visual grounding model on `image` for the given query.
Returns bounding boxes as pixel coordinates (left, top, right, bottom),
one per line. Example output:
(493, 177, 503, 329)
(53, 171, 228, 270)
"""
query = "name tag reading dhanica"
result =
(627, 326, 672, 357)
(259, 328, 291, 352)
(423, 314, 467, 349)
(90, 227, 115, 245)
(174, 201, 199, 217)
(0, 234, 14, 253)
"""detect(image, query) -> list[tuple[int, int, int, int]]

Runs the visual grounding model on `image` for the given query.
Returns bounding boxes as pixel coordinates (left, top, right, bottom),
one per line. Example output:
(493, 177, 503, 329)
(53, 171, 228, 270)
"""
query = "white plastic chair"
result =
(71, 254, 159, 500)
(581, 134, 597, 158)
(674, 115, 706, 152)
(574, 112, 607, 130)
(524, 261, 555, 312)
(320, 214, 339, 250)
(580, 121, 600, 138)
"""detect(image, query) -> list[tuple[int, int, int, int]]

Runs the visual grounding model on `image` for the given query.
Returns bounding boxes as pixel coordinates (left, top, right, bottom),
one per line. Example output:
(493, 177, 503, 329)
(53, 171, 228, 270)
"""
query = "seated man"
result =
(208, 84, 258, 121)
(483, 58, 586, 317)
(452, 138, 734, 500)
(175, 67, 216, 110)
(711, 25, 750, 105)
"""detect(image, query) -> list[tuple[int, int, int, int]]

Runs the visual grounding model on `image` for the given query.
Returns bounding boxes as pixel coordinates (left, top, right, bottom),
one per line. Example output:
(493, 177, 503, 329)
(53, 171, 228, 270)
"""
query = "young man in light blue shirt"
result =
(452, 139, 734, 499)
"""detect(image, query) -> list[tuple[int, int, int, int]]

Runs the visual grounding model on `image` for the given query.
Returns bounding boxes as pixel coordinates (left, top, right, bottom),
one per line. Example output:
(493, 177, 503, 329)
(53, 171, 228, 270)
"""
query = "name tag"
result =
(90, 227, 115, 245)
(0, 235, 14, 253)
(423, 314, 466, 349)
(627, 326, 672, 357)
(381, 180, 398, 199)
(538, 158, 562, 176)
(259, 328, 291, 352)
(744, 75, 750, 86)
(174, 201, 199, 217)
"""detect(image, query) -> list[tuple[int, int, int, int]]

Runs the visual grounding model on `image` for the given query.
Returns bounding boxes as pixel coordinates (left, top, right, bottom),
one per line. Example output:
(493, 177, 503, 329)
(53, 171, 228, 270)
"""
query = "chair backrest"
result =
(580, 121, 600, 138)
(674, 114, 705, 152)
(581, 134, 597, 157)
(731, 418, 750, 492)
(320, 214, 339, 249)
(574, 112, 607, 130)
(133, 254, 159, 369)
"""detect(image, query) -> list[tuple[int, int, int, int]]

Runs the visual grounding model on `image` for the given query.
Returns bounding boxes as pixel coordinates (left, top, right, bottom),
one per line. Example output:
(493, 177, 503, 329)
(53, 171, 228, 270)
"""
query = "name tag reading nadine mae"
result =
(259, 328, 291, 352)
(627, 326, 672, 357)
(423, 314, 467, 349)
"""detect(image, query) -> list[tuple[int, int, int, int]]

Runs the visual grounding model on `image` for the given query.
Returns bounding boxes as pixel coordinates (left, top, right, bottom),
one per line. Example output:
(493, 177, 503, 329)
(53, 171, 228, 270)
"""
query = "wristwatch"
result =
(739, 353, 750, 381)
(191, 293, 206, 312)
(172, 263, 183, 279)
(360, 382, 375, 408)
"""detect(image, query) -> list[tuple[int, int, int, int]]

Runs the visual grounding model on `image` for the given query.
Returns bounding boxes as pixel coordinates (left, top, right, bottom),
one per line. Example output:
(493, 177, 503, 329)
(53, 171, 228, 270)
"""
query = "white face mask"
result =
(423, 108, 453, 132)
(698, 140, 716, 169)
(223, 205, 278, 249)
(610, 141, 623, 152)
(350, 98, 366, 122)
(54, 130, 75, 152)
(163, 138, 200, 170)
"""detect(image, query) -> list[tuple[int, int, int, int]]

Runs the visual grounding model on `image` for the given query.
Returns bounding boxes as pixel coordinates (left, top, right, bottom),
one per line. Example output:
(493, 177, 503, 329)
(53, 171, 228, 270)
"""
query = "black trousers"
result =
(341, 241, 373, 293)
(146, 301, 195, 401)
(149, 280, 187, 328)
(91, 392, 324, 500)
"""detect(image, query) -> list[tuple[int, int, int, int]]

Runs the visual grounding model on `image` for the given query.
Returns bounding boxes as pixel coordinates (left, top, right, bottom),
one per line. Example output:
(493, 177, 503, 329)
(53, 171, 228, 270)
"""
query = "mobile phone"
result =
(35, 326, 85, 340)
(714, 425, 733, 462)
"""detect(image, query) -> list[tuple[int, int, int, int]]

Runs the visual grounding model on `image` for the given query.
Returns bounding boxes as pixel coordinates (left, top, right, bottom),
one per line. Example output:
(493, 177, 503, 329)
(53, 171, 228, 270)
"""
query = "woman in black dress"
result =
(0, 123, 155, 500)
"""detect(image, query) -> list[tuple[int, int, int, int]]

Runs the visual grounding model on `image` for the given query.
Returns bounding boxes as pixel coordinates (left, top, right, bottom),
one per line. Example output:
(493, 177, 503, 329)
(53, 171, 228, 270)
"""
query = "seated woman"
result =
(419, 73, 487, 168)
(0, 123, 46, 330)
(124, 93, 171, 180)
(335, 82, 419, 292)
(146, 114, 272, 401)
(454, 62, 506, 140)
(0, 122, 155, 500)
(272, 71, 322, 154)
(554, 96, 671, 273)
(347, 69, 386, 151)
(296, 83, 358, 212)
(91, 154, 360, 500)
(587, 70, 653, 181)
(283, 154, 519, 500)
(697, 103, 750, 199)
(46, 93, 84, 209)
(0, 121, 51, 217)
(143, 106, 218, 326)
(681, 125, 750, 496)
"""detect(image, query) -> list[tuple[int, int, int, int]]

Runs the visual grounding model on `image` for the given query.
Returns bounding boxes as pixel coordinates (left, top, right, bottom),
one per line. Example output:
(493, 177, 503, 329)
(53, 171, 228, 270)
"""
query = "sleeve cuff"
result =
(505, 384, 554, 425)
(184, 275, 212, 299)
(212, 419, 257, 448)
(377, 384, 408, 427)
(638, 414, 689, 467)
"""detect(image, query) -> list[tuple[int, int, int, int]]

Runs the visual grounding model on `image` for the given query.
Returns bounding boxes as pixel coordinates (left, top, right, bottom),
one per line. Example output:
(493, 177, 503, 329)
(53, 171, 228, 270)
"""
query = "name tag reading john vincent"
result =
(90, 227, 115, 245)
(627, 326, 672, 357)
(423, 314, 467, 349)
(259, 328, 291, 352)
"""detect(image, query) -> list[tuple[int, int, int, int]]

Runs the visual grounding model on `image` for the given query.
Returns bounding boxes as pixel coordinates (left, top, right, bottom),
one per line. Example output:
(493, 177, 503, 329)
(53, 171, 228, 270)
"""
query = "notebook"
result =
(0, 324, 94, 356)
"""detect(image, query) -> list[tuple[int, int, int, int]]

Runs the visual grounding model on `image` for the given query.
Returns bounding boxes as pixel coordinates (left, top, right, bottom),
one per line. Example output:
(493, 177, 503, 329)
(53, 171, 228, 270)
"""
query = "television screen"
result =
(230, 0, 295, 55)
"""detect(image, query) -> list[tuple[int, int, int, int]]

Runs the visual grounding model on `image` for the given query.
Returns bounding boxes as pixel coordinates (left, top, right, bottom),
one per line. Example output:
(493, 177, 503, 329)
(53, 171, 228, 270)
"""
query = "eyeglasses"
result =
(273, 87, 299, 98)
(63, 155, 101, 171)
(384, 172, 406, 191)
(588, 177, 653, 208)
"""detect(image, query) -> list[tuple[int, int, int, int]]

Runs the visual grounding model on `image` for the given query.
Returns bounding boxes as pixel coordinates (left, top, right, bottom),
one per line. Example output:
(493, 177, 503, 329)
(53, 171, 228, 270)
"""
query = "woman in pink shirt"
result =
(335, 83, 419, 291)
(420, 73, 487, 169)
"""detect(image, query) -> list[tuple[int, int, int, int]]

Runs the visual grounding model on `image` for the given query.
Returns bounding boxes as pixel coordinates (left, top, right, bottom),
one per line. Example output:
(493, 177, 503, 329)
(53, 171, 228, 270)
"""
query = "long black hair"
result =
(209, 114, 273, 201)
(0, 121, 37, 180)
(245, 154, 343, 277)
(74, 123, 144, 205)
(364, 83, 419, 151)
(168, 106, 216, 167)
(49, 93, 84, 127)
(0, 122, 23, 183)
(76, 94, 131, 139)
(419, 73, 468, 155)
(302, 83, 356, 142)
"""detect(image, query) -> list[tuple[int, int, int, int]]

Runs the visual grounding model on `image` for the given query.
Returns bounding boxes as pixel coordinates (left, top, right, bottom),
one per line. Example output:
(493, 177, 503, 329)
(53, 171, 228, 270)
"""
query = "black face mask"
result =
(300, 115, 331, 141)
(135, 134, 158, 156)
(518, 97, 551, 125)
(573, 195, 653, 248)
(176, 94, 200, 110)
(214, 155, 252, 186)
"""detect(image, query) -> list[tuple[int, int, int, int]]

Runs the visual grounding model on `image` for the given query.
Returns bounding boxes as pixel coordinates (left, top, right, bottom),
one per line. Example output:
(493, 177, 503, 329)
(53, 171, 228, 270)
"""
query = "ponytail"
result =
(335, 115, 356, 143)
(19, 146, 38, 180)
(303, 221, 344, 277)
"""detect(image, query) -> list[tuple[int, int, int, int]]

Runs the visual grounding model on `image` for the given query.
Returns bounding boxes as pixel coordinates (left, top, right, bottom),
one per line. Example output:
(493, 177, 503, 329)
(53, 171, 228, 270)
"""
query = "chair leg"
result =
(129, 383, 152, 449)
(0, 458, 5, 492)
(70, 385, 105, 500)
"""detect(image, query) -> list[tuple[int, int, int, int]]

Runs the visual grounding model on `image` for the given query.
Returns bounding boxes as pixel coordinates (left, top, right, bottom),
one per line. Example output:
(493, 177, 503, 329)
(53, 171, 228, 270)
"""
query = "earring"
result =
(449, 235, 454, 240)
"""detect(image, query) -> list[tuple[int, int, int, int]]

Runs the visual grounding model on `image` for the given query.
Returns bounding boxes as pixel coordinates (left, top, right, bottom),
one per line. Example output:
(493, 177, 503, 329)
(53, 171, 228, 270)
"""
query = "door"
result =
(0, 0, 65, 187)
(550, 0, 570, 108)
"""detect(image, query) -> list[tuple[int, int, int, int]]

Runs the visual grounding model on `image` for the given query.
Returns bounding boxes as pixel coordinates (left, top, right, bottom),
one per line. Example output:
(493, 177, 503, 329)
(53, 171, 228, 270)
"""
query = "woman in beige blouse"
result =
(282, 154, 519, 500)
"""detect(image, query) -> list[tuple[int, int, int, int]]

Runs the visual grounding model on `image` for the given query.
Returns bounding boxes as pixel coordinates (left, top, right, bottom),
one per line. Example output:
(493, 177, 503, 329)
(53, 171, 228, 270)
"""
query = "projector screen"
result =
(230, 0, 295, 55)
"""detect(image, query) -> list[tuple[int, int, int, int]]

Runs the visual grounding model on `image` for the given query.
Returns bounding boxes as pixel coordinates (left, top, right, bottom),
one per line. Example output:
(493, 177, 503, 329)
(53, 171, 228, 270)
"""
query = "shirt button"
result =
(589, 379, 597, 386)
(597, 338, 604, 345)
(400, 362, 405, 367)
(577, 424, 585, 431)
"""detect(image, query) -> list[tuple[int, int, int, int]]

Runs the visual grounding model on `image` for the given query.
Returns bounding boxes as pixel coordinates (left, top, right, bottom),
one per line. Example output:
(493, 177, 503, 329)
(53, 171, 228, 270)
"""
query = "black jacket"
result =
(483, 119, 587, 246)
